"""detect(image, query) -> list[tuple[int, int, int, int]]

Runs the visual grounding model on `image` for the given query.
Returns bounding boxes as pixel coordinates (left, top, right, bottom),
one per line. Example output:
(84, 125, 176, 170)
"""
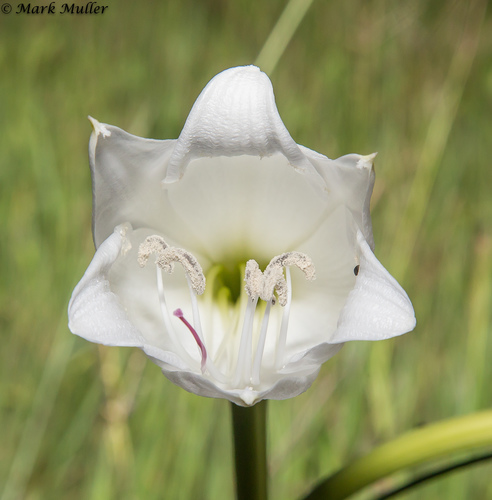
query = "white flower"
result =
(68, 66, 415, 406)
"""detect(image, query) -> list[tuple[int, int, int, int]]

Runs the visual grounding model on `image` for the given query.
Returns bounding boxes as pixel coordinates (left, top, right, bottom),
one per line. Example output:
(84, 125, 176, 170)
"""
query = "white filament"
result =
(275, 266, 292, 370)
(233, 297, 258, 387)
(251, 300, 272, 385)
(186, 276, 205, 342)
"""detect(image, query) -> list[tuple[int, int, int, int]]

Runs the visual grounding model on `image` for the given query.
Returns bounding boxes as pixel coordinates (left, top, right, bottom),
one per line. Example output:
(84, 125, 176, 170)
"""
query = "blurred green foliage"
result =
(1, 0, 491, 499)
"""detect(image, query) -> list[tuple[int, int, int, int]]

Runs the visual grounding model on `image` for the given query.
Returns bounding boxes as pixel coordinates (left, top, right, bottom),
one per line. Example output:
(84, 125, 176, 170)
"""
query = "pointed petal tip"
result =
(239, 389, 258, 406)
(88, 116, 111, 138)
(357, 152, 377, 170)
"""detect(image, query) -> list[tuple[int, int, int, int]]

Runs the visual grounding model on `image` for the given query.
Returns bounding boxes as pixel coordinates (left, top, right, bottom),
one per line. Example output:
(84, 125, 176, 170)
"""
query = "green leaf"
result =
(302, 410, 492, 500)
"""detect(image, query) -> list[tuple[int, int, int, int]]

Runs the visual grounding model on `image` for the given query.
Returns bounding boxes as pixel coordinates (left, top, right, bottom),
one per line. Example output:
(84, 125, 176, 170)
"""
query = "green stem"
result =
(231, 400, 268, 500)
(303, 410, 492, 500)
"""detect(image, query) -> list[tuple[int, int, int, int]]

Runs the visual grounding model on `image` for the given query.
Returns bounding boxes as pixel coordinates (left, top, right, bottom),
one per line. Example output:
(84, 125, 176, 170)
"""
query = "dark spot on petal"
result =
(354, 265, 360, 276)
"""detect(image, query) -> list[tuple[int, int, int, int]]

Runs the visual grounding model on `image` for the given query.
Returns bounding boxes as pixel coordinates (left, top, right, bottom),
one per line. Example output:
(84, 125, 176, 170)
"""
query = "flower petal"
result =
(162, 153, 336, 263)
(88, 118, 177, 247)
(331, 230, 416, 342)
(69, 224, 145, 346)
(159, 363, 322, 406)
(164, 66, 316, 183)
(68, 224, 190, 371)
(304, 148, 376, 250)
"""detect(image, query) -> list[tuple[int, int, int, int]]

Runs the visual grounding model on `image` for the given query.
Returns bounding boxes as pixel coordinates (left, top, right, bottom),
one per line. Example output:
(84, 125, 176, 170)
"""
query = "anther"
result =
(265, 252, 315, 306)
(138, 235, 205, 295)
(244, 252, 316, 306)
(137, 235, 169, 267)
(156, 248, 205, 295)
(244, 260, 265, 301)
(267, 252, 316, 280)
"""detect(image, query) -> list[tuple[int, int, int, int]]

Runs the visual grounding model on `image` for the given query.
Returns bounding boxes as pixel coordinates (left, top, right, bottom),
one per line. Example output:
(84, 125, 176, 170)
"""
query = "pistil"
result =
(138, 236, 207, 371)
(173, 308, 207, 373)
(138, 235, 228, 383)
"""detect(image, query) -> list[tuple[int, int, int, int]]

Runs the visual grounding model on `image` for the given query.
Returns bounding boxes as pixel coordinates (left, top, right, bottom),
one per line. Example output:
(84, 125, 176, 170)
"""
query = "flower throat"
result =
(137, 235, 316, 392)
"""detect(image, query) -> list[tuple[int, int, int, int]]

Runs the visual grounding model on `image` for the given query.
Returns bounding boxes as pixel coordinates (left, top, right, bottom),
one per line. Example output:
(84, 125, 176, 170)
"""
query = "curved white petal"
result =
(68, 224, 190, 371)
(69, 224, 144, 346)
(304, 149, 376, 250)
(88, 119, 177, 247)
(164, 66, 316, 183)
(332, 230, 416, 342)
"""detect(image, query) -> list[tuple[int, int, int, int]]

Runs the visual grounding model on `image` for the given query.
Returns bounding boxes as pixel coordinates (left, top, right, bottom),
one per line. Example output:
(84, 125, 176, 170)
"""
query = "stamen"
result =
(138, 235, 205, 295)
(244, 260, 264, 300)
(156, 267, 179, 347)
(137, 235, 169, 267)
(157, 248, 205, 295)
(139, 236, 211, 374)
(173, 309, 207, 373)
(242, 252, 316, 385)
(244, 252, 315, 305)
(251, 300, 272, 385)
(264, 252, 315, 306)
(275, 266, 292, 370)
(140, 236, 317, 387)
(186, 276, 205, 342)
(233, 297, 258, 387)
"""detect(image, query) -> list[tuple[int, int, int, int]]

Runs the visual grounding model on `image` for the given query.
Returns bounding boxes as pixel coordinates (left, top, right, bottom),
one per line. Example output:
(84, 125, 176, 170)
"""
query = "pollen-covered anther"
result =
(264, 252, 316, 306)
(244, 252, 316, 306)
(137, 235, 206, 295)
(156, 248, 205, 295)
(262, 267, 287, 305)
(137, 235, 169, 267)
(244, 260, 265, 301)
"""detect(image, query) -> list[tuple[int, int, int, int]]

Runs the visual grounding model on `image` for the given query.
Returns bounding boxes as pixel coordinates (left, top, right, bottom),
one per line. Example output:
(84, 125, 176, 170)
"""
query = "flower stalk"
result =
(231, 400, 268, 500)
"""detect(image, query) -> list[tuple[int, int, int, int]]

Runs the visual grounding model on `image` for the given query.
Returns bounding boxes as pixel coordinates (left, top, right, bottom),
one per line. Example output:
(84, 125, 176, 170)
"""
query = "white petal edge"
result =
(158, 362, 323, 407)
(331, 230, 416, 342)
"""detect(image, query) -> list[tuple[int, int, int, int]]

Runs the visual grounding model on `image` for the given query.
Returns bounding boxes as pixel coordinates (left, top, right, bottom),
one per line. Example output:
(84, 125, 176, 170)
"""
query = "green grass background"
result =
(1, 0, 491, 498)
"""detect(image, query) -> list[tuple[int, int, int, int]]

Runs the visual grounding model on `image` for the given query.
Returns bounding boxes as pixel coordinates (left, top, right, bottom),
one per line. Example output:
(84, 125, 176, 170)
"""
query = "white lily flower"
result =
(68, 66, 416, 406)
